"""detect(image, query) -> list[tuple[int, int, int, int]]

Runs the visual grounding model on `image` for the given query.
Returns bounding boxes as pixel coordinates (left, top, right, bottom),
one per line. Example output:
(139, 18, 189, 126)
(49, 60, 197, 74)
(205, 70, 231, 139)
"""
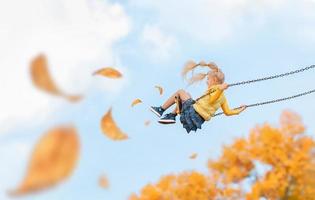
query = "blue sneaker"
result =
(158, 113, 177, 124)
(150, 106, 165, 117)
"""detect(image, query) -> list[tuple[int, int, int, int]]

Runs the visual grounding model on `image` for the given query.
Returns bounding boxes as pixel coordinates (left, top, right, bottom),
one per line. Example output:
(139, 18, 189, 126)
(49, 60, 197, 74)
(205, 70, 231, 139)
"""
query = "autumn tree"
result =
(129, 172, 217, 200)
(130, 111, 315, 200)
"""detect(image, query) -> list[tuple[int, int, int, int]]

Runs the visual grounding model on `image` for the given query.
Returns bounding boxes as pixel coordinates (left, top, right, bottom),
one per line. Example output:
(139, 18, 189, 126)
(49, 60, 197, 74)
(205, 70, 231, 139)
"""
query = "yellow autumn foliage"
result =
(131, 111, 315, 200)
(130, 172, 216, 200)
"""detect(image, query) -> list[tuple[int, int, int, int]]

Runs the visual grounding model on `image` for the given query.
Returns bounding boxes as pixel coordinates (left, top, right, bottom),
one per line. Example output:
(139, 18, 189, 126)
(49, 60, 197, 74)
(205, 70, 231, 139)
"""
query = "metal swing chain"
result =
(213, 89, 315, 117)
(228, 65, 315, 87)
(212, 65, 315, 117)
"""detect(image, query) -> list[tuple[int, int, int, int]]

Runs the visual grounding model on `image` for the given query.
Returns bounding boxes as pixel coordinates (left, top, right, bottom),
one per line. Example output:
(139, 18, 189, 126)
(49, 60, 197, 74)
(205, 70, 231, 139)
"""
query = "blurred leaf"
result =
(30, 54, 82, 102)
(280, 110, 305, 135)
(144, 120, 151, 126)
(93, 67, 122, 78)
(131, 99, 142, 107)
(155, 86, 163, 95)
(10, 126, 80, 196)
(189, 153, 198, 159)
(99, 175, 109, 189)
(101, 108, 128, 141)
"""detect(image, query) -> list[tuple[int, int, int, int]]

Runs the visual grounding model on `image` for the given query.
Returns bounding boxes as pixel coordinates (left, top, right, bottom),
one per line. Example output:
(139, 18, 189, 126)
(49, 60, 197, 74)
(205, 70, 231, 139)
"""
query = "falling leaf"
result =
(30, 54, 82, 102)
(280, 110, 305, 134)
(189, 153, 198, 159)
(155, 85, 163, 95)
(93, 67, 122, 78)
(144, 120, 151, 126)
(99, 175, 109, 189)
(131, 99, 142, 107)
(101, 108, 128, 141)
(10, 126, 80, 196)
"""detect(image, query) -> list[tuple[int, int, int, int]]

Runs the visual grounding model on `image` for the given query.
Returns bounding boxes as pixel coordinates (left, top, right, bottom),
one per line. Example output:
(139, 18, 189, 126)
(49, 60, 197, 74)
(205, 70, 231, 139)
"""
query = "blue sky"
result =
(1, 0, 315, 199)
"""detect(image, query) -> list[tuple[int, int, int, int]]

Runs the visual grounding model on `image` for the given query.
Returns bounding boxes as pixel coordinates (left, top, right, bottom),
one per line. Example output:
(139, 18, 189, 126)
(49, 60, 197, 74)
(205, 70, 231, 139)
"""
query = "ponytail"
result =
(181, 60, 224, 85)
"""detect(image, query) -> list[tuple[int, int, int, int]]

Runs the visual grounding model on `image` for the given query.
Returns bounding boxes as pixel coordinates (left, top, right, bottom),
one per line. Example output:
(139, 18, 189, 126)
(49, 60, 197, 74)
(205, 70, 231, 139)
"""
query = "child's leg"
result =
(162, 89, 191, 110)
(150, 89, 191, 118)
(170, 107, 178, 114)
(158, 90, 190, 124)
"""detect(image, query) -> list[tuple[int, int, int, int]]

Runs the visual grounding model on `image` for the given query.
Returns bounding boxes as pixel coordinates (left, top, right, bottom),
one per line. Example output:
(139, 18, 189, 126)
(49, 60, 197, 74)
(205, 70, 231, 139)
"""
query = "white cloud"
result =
(0, 0, 131, 134)
(141, 25, 177, 61)
(289, 0, 315, 44)
(129, 0, 315, 44)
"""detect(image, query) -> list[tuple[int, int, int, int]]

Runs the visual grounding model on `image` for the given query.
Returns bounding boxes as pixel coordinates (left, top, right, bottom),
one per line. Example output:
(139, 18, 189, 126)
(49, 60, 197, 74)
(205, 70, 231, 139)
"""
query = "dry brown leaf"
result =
(99, 175, 109, 189)
(30, 54, 82, 102)
(131, 99, 142, 107)
(101, 108, 128, 141)
(189, 153, 198, 159)
(9, 126, 80, 196)
(93, 67, 122, 78)
(155, 85, 163, 95)
(144, 120, 151, 126)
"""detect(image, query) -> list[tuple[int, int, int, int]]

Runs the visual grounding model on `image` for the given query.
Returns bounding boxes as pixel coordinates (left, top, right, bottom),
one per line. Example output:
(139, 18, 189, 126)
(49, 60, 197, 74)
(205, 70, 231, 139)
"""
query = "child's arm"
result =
(208, 83, 228, 103)
(221, 97, 246, 116)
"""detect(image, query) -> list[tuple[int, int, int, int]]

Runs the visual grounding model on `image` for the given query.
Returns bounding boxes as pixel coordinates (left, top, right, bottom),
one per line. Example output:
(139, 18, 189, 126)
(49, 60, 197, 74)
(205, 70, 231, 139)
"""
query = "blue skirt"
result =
(180, 98, 205, 133)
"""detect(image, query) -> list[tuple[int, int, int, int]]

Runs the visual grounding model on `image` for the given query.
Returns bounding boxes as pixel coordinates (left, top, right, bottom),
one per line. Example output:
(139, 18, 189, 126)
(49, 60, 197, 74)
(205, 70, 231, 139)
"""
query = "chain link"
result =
(228, 65, 315, 87)
(213, 89, 315, 117)
(198, 65, 315, 101)
(211, 65, 315, 117)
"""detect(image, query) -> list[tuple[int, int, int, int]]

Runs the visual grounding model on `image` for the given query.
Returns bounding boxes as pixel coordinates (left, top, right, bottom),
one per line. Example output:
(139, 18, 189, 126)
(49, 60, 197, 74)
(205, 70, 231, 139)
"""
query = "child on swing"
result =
(150, 60, 247, 133)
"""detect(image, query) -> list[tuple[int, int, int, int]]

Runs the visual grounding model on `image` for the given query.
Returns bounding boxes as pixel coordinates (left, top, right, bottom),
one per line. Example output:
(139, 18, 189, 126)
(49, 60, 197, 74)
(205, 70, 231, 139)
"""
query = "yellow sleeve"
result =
(221, 96, 242, 116)
(208, 86, 224, 104)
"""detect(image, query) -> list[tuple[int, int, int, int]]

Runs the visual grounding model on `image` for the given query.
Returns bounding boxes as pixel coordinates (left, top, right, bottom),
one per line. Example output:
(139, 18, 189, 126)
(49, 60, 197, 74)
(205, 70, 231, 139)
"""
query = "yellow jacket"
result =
(193, 85, 242, 121)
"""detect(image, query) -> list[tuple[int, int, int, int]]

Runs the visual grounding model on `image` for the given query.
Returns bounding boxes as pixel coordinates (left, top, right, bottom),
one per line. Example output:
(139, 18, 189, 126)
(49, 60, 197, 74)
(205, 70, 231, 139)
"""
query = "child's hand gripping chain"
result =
(150, 60, 247, 133)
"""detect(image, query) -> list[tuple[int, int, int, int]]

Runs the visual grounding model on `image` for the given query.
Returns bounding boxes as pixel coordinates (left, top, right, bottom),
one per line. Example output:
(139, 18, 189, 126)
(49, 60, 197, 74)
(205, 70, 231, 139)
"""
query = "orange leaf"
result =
(99, 175, 109, 189)
(10, 126, 80, 196)
(30, 54, 82, 102)
(131, 99, 142, 107)
(155, 85, 164, 95)
(101, 108, 128, 141)
(93, 67, 122, 78)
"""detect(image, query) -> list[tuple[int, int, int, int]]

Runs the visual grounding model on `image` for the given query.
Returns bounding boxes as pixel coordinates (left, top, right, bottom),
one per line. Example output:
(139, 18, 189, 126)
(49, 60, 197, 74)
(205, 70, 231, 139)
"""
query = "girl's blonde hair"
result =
(181, 60, 225, 85)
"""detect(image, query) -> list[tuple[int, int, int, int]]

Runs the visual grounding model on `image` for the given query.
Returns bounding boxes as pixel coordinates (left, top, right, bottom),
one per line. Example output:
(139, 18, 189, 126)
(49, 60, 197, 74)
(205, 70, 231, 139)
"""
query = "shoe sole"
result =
(149, 107, 162, 117)
(158, 119, 176, 124)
